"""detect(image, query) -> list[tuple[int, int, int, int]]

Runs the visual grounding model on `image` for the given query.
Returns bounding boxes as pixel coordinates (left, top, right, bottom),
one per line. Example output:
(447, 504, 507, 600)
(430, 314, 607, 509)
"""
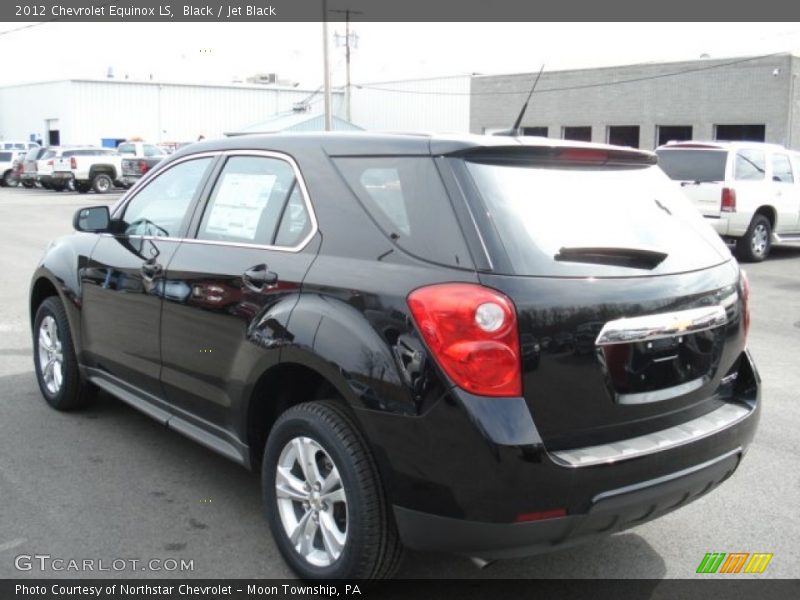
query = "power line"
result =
(0, 22, 51, 37)
(354, 51, 790, 97)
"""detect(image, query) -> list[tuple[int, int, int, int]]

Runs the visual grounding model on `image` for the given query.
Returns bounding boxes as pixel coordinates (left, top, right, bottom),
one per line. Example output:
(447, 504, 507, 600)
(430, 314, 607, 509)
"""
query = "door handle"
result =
(243, 264, 278, 290)
(141, 261, 163, 279)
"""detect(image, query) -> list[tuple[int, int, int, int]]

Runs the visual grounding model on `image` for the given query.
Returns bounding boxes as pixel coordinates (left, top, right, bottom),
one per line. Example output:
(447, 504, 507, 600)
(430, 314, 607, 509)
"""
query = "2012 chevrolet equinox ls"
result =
(30, 133, 760, 579)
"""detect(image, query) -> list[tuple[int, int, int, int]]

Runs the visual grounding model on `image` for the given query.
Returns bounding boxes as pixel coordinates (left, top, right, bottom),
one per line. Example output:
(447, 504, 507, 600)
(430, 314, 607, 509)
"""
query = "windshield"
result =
(656, 148, 728, 182)
(464, 160, 729, 277)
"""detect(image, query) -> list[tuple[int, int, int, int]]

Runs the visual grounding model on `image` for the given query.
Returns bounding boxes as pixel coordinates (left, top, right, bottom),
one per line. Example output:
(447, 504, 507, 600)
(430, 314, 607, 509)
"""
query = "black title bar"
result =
(3, 579, 800, 600)
(3, 0, 800, 22)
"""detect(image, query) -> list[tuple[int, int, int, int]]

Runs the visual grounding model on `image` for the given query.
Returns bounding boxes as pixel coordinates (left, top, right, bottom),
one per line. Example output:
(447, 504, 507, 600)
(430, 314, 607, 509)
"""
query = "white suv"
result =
(656, 141, 800, 261)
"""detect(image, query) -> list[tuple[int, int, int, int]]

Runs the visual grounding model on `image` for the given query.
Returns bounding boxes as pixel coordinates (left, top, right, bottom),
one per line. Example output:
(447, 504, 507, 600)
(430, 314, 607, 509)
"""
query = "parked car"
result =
(656, 141, 800, 261)
(20, 146, 49, 188)
(0, 149, 25, 187)
(52, 148, 123, 193)
(116, 141, 167, 188)
(30, 133, 759, 580)
(121, 155, 165, 188)
(1, 140, 40, 151)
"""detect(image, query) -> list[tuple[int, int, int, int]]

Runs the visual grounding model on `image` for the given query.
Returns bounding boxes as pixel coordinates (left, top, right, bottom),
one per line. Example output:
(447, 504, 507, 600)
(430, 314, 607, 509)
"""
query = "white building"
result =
(0, 75, 472, 147)
(0, 78, 345, 147)
(349, 74, 471, 133)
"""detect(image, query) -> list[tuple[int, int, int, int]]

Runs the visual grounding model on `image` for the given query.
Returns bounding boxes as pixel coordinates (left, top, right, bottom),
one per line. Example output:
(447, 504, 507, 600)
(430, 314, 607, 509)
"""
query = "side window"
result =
(334, 156, 472, 268)
(357, 167, 410, 235)
(144, 144, 163, 157)
(274, 185, 312, 247)
(735, 149, 766, 181)
(197, 156, 301, 246)
(117, 143, 135, 155)
(771, 154, 794, 183)
(122, 157, 212, 237)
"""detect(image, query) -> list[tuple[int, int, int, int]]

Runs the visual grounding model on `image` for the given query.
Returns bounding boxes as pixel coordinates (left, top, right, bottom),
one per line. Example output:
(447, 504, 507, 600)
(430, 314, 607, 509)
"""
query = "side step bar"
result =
(772, 232, 800, 243)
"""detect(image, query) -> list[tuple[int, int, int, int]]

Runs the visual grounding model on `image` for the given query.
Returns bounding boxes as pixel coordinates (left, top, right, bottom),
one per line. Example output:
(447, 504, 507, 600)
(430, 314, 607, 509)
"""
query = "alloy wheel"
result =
(37, 315, 64, 395)
(275, 436, 348, 567)
(751, 223, 768, 257)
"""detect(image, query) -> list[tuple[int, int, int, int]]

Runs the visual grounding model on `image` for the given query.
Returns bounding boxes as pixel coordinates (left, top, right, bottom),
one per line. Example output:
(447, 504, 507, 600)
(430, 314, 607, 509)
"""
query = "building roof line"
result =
(471, 52, 796, 80)
(0, 78, 343, 94)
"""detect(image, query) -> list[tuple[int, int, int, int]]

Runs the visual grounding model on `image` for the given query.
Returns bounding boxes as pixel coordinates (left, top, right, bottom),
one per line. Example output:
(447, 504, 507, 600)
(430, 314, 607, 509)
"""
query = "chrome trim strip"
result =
(110, 149, 319, 254)
(616, 376, 706, 405)
(550, 402, 751, 468)
(595, 305, 728, 346)
(591, 447, 742, 504)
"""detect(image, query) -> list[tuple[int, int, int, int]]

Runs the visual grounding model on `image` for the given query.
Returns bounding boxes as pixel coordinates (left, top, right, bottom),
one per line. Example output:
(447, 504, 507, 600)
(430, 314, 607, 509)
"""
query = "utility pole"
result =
(322, 0, 332, 131)
(331, 8, 362, 123)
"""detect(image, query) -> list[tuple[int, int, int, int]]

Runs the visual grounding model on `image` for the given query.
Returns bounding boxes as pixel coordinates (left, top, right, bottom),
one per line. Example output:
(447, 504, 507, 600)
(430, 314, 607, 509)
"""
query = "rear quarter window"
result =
(333, 156, 472, 269)
(734, 149, 766, 181)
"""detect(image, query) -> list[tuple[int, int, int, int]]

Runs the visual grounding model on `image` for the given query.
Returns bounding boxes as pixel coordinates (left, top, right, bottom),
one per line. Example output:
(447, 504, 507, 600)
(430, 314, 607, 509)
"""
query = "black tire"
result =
(21, 180, 34, 188)
(92, 173, 113, 194)
(76, 182, 91, 194)
(50, 182, 66, 192)
(2, 170, 17, 187)
(32, 297, 96, 411)
(736, 214, 772, 262)
(263, 401, 404, 580)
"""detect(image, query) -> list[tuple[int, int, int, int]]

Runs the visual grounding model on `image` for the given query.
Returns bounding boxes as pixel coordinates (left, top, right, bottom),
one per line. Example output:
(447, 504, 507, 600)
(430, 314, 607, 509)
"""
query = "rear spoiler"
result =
(448, 144, 657, 167)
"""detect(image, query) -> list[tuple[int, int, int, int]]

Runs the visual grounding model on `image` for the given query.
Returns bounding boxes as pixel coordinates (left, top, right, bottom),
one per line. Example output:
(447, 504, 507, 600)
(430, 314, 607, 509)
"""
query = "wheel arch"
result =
(244, 360, 356, 470)
(753, 205, 777, 230)
(89, 164, 117, 180)
(30, 275, 60, 327)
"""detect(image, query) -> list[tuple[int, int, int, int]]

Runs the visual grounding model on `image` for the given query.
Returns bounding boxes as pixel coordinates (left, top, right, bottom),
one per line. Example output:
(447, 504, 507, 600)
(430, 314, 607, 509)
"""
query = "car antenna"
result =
(493, 64, 545, 137)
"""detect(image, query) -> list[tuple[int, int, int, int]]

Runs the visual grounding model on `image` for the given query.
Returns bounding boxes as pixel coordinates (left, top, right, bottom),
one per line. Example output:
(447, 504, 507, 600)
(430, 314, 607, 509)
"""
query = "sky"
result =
(1, 22, 800, 90)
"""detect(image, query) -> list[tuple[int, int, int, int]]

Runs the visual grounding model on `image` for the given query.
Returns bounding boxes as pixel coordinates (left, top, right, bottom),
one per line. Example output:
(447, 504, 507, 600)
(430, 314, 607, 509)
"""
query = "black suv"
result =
(30, 133, 760, 579)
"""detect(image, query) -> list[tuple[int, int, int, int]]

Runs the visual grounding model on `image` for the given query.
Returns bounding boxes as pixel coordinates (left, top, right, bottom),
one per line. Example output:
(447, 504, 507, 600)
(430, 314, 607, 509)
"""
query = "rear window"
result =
(0, 152, 12, 161)
(334, 157, 472, 269)
(464, 160, 728, 277)
(656, 148, 727, 182)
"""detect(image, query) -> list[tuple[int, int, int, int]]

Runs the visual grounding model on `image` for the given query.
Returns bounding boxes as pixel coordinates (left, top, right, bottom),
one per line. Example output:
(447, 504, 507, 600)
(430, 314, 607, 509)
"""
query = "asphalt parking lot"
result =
(0, 185, 798, 579)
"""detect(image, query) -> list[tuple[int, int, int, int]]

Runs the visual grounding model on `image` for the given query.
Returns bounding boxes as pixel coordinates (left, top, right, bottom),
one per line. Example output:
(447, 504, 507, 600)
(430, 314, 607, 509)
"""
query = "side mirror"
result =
(73, 206, 111, 232)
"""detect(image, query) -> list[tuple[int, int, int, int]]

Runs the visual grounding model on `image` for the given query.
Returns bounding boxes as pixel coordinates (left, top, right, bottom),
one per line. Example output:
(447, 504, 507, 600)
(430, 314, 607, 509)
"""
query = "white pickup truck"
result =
(51, 148, 122, 193)
(657, 141, 800, 261)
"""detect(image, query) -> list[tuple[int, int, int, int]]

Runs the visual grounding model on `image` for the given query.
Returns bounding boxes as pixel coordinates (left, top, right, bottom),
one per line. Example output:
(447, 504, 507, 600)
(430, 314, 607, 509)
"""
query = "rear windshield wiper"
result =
(554, 246, 668, 270)
(680, 179, 720, 186)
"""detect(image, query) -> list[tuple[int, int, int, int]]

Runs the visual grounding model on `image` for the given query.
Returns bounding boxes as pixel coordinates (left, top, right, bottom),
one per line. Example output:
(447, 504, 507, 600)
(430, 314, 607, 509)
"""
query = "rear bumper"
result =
(381, 350, 760, 557)
(705, 214, 751, 238)
(122, 174, 143, 186)
(395, 447, 742, 558)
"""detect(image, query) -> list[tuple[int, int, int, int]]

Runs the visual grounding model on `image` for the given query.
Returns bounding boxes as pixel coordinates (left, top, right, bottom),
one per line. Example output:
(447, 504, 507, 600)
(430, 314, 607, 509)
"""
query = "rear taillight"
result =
(138, 160, 147, 174)
(557, 148, 608, 162)
(47, 159, 53, 166)
(407, 283, 521, 397)
(741, 270, 750, 339)
(70, 157, 77, 169)
(721, 187, 737, 212)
